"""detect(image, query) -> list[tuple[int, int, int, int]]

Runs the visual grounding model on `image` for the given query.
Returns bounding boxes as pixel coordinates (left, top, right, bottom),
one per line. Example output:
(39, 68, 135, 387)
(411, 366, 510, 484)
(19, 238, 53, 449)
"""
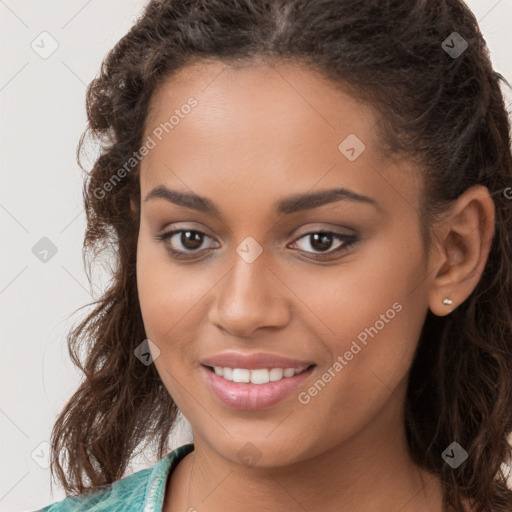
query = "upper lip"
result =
(201, 352, 315, 370)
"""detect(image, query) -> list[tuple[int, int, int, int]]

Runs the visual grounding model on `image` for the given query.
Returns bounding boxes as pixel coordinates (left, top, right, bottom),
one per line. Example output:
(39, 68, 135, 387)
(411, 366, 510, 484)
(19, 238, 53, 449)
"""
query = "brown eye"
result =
(155, 229, 218, 259)
(155, 228, 357, 262)
(178, 230, 204, 250)
(291, 231, 357, 258)
(309, 232, 335, 252)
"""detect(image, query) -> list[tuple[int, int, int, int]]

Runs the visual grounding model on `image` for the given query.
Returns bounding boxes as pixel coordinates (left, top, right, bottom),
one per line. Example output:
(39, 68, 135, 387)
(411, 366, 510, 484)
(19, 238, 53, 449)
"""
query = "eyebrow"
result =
(144, 185, 378, 215)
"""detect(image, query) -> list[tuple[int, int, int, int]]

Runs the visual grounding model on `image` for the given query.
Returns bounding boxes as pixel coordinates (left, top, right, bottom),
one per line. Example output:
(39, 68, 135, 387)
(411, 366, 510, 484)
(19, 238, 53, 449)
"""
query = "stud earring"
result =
(442, 298, 453, 306)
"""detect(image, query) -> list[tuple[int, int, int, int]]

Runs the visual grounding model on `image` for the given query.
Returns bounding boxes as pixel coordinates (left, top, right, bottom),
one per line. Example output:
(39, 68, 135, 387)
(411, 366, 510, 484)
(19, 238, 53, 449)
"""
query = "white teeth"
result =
(212, 366, 308, 384)
(223, 367, 233, 381)
(269, 368, 283, 381)
(250, 369, 269, 384)
(232, 368, 250, 383)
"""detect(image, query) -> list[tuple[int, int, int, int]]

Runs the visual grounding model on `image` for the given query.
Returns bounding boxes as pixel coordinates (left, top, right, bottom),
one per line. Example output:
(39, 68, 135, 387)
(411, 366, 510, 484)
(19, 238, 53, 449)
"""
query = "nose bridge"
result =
(209, 242, 289, 336)
(231, 241, 269, 296)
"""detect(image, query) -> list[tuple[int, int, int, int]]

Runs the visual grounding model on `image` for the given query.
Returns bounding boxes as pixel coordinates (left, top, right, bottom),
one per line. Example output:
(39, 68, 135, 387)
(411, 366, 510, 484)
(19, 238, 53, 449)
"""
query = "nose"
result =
(208, 250, 291, 338)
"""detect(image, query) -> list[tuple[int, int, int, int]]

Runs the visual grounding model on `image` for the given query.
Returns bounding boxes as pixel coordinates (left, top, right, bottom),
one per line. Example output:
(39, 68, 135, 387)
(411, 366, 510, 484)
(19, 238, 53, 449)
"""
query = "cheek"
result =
(136, 238, 209, 407)
(136, 231, 222, 353)
(136, 232, 193, 344)
(286, 222, 427, 347)
(289, 226, 428, 409)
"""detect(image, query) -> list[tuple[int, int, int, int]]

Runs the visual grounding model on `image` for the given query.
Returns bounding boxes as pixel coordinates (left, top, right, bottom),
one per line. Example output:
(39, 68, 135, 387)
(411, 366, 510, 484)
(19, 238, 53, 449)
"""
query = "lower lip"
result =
(201, 365, 315, 410)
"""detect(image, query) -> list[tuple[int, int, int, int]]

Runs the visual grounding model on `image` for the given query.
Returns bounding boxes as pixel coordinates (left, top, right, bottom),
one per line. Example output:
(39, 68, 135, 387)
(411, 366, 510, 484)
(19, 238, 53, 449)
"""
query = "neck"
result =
(165, 379, 446, 512)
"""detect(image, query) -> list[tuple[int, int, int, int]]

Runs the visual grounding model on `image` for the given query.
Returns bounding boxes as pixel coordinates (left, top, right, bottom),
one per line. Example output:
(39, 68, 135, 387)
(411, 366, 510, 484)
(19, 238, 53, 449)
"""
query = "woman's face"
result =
(136, 59, 434, 467)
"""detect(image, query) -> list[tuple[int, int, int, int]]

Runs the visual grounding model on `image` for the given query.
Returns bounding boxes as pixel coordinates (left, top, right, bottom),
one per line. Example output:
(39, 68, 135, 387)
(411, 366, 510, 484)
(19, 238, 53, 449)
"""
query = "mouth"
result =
(201, 363, 317, 409)
(203, 364, 315, 384)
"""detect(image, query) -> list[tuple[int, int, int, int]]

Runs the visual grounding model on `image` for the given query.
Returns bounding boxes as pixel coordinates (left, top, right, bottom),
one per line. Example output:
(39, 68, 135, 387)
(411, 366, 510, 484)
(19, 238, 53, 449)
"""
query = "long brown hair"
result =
(50, 1, 512, 510)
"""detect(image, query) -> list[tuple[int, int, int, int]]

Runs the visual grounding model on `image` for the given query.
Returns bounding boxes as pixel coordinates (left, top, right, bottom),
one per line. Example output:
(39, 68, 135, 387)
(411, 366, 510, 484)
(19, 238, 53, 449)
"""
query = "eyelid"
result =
(155, 225, 354, 245)
(154, 227, 218, 249)
(289, 230, 357, 255)
(292, 223, 357, 238)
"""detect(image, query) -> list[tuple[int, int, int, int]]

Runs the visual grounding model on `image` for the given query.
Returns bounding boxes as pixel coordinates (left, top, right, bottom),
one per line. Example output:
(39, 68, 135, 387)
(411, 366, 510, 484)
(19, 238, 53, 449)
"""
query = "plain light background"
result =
(1, 1, 511, 511)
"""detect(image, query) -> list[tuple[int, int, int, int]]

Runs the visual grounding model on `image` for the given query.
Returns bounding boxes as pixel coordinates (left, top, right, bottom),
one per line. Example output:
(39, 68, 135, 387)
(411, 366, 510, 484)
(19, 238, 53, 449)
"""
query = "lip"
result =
(202, 364, 316, 409)
(200, 351, 315, 370)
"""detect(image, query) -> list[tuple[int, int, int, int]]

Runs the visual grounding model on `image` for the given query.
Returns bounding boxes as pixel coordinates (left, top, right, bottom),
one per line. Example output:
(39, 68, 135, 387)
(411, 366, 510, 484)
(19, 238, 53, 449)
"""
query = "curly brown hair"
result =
(49, 1, 512, 510)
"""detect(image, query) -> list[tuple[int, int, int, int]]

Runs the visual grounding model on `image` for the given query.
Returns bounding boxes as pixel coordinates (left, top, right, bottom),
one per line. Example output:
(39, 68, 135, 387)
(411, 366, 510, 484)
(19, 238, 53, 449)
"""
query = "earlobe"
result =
(427, 185, 495, 317)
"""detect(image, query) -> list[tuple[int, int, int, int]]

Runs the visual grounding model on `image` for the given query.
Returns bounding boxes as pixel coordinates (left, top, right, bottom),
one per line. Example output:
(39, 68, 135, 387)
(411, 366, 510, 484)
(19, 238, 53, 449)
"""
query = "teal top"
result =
(33, 444, 194, 512)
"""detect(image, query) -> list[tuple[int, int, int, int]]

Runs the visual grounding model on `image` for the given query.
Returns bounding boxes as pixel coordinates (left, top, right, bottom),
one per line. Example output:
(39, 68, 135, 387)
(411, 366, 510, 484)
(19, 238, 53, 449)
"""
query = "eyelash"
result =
(154, 228, 358, 261)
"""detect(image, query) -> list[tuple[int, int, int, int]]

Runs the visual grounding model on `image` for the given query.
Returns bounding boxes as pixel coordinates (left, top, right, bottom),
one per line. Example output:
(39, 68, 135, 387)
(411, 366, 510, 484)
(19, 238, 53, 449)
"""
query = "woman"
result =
(35, 0, 512, 511)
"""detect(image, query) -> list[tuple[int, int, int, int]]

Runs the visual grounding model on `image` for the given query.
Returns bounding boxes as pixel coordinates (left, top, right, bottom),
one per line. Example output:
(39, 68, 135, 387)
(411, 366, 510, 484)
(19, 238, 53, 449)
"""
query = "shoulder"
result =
(32, 444, 194, 512)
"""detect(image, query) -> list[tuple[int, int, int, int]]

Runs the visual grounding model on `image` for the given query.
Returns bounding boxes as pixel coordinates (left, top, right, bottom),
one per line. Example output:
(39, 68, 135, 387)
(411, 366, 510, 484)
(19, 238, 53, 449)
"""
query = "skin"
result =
(133, 58, 495, 512)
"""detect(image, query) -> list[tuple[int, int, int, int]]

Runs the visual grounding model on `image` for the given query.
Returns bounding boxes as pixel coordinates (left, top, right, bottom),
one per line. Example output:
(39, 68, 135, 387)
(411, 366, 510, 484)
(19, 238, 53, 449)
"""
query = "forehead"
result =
(140, 58, 422, 216)
(144, 58, 378, 146)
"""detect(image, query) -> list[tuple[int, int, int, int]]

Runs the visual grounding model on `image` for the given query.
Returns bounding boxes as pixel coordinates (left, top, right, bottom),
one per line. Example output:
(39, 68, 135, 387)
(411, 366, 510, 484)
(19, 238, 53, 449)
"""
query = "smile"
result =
(209, 365, 311, 384)
(202, 364, 316, 409)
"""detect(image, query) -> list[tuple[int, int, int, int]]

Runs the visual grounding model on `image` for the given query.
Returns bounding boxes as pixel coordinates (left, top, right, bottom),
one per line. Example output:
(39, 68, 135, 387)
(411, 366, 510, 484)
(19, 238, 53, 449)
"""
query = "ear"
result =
(130, 195, 139, 216)
(427, 185, 495, 316)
